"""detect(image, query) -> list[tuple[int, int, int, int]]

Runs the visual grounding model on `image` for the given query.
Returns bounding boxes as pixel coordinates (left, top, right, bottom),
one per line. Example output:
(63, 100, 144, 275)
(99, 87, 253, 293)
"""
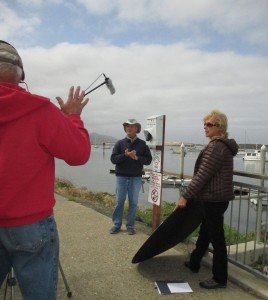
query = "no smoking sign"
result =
(148, 171, 162, 206)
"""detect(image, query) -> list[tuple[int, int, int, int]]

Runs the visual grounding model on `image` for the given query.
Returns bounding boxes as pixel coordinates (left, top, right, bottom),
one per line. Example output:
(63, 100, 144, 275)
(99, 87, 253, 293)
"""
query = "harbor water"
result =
(55, 146, 268, 208)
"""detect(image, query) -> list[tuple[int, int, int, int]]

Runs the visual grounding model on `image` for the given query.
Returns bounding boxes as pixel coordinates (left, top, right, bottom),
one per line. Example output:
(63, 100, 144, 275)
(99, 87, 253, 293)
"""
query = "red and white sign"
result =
(148, 171, 162, 206)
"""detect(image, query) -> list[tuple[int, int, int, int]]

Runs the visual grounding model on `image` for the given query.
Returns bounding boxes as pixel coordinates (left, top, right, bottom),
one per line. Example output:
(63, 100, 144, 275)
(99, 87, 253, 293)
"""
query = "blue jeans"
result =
(0, 215, 59, 300)
(112, 176, 142, 229)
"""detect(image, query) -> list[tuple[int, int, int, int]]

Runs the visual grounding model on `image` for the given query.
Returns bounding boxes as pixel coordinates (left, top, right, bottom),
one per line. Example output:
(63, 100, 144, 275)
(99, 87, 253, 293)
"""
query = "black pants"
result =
(189, 201, 229, 284)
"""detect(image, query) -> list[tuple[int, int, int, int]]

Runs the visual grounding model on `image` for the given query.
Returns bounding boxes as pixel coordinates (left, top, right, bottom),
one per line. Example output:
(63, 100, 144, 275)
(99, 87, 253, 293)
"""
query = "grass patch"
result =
(55, 177, 256, 244)
(225, 224, 256, 245)
(55, 177, 116, 208)
(135, 201, 176, 226)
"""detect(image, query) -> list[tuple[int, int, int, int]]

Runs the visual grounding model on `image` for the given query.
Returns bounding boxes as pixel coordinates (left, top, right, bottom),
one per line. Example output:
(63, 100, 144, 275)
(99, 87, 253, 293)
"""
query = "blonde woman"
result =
(176, 110, 238, 289)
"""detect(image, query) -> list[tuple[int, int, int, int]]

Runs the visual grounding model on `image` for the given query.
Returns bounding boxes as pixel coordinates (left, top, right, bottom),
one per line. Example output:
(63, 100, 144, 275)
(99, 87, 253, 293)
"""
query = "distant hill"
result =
(90, 132, 118, 145)
(89, 133, 267, 149)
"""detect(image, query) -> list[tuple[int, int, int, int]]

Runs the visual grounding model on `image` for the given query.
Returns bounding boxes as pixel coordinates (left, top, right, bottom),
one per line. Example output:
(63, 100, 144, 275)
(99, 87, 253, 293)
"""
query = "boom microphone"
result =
(104, 75, 116, 95)
(84, 73, 116, 96)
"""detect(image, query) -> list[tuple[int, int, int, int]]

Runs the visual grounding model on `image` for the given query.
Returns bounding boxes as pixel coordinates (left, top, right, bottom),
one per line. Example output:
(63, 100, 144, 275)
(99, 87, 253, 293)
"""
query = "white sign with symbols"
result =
(152, 150, 161, 172)
(148, 171, 162, 206)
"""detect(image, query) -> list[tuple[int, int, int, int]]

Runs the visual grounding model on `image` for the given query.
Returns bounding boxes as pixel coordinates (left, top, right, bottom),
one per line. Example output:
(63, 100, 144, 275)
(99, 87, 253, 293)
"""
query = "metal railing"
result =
(160, 143, 268, 280)
(220, 145, 268, 280)
(178, 143, 268, 280)
(226, 180, 268, 280)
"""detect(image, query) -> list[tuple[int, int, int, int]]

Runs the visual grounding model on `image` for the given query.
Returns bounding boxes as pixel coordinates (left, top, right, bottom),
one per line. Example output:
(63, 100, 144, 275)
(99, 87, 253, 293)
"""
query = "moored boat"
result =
(142, 172, 192, 187)
(243, 150, 268, 161)
(142, 171, 151, 180)
(237, 149, 246, 156)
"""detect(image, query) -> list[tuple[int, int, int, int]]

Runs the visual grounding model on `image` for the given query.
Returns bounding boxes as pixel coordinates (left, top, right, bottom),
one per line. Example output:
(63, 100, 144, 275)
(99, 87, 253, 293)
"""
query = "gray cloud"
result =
(1, 0, 268, 146)
(18, 42, 268, 144)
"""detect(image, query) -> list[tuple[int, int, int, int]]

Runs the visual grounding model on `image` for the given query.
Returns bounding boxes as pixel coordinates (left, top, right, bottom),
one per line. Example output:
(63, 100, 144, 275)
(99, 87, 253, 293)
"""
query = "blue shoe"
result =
(110, 226, 120, 234)
(127, 228, 135, 235)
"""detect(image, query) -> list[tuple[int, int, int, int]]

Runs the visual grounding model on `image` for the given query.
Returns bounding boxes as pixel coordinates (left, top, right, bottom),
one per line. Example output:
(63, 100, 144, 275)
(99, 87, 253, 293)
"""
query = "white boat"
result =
(243, 150, 268, 161)
(171, 149, 187, 156)
(93, 135, 99, 148)
(186, 144, 204, 152)
(142, 172, 151, 180)
(250, 198, 268, 207)
(237, 149, 246, 156)
(142, 172, 191, 187)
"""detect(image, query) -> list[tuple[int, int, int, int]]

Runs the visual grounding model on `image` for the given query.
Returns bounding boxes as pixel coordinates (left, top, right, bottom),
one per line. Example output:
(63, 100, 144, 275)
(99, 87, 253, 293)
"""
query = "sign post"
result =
(144, 115, 166, 230)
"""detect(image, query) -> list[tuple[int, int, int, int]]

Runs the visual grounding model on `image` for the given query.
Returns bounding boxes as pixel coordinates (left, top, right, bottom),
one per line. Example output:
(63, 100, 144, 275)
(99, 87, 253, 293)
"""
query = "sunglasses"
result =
(204, 122, 219, 128)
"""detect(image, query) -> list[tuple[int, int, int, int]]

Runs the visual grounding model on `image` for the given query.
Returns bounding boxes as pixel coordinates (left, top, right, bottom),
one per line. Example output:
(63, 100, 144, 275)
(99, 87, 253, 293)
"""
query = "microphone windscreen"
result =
(106, 78, 116, 95)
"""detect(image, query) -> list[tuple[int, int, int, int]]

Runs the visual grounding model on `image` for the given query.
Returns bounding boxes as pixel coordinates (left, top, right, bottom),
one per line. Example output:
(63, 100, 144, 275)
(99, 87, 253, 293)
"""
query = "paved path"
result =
(1, 194, 267, 299)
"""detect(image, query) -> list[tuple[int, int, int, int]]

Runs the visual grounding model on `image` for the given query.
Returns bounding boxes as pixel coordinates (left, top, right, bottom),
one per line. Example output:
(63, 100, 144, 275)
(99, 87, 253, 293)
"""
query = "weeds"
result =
(55, 177, 256, 244)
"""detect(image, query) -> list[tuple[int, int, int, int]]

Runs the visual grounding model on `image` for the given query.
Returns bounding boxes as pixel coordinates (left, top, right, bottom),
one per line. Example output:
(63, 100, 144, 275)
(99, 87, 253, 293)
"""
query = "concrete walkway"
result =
(1, 194, 267, 300)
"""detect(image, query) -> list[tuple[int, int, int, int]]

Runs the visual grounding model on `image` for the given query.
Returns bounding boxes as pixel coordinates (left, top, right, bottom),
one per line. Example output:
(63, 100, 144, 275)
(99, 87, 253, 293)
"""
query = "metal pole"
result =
(8, 268, 16, 300)
(257, 145, 267, 242)
(180, 143, 185, 179)
(6, 263, 72, 299)
(59, 261, 72, 298)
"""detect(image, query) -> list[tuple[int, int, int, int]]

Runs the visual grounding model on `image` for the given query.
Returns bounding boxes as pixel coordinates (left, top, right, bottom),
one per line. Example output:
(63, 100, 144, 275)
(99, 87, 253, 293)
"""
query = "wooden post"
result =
(152, 115, 166, 231)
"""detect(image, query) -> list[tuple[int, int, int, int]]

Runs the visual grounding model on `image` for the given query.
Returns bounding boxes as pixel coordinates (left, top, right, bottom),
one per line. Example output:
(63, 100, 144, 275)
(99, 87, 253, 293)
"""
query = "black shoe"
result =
(127, 228, 135, 235)
(199, 278, 227, 289)
(184, 261, 199, 273)
(110, 226, 120, 234)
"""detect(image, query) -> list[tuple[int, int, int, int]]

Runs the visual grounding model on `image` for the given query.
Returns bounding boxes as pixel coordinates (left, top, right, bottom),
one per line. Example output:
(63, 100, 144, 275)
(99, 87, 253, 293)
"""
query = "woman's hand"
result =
(175, 196, 187, 210)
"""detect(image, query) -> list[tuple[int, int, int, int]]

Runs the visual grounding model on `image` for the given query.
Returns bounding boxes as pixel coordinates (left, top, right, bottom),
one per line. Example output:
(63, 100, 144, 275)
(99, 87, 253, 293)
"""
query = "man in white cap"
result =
(0, 41, 91, 299)
(110, 119, 152, 235)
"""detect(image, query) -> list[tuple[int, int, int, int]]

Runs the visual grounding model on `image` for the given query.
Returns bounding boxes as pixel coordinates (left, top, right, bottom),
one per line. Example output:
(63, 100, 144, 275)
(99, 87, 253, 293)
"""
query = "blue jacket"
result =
(111, 137, 152, 177)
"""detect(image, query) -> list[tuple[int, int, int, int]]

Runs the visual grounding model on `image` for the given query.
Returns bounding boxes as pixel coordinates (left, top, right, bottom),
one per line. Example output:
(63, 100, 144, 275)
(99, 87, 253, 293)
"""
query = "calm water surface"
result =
(55, 146, 268, 207)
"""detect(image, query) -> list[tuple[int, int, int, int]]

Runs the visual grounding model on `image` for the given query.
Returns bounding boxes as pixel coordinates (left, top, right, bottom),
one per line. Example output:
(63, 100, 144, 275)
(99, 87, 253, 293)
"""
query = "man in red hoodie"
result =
(0, 41, 91, 299)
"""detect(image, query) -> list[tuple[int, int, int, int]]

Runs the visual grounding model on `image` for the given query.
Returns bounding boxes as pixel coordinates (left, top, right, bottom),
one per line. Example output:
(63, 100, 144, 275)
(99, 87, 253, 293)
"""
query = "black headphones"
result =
(0, 40, 25, 81)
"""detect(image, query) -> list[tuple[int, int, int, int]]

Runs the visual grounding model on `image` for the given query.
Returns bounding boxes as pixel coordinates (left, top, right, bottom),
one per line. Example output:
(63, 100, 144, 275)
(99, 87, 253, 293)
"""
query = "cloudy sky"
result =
(1, 0, 268, 145)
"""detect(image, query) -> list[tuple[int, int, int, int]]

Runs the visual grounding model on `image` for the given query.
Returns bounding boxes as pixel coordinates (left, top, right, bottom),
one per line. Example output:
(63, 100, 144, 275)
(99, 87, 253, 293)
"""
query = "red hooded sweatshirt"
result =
(0, 83, 91, 227)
